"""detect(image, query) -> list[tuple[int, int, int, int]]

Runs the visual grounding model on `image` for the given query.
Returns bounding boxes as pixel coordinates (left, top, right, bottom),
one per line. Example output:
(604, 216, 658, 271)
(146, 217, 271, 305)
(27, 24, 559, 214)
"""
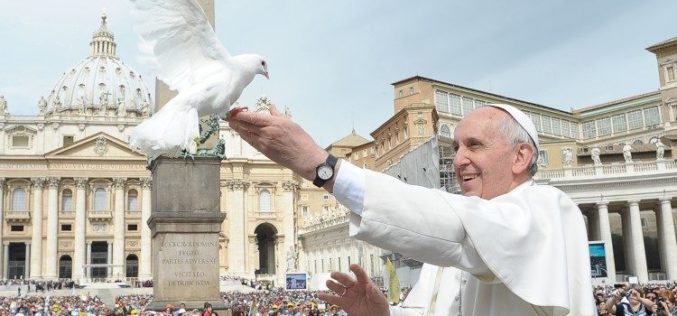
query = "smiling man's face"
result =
(453, 107, 521, 199)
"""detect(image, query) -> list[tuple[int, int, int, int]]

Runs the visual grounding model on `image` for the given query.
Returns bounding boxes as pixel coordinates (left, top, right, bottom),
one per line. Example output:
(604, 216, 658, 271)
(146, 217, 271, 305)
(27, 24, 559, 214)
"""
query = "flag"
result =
(248, 298, 258, 316)
(386, 258, 400, 304)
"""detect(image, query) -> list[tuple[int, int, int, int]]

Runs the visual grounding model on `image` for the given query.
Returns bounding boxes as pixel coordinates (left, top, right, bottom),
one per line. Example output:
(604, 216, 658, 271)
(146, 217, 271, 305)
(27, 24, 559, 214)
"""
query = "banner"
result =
(589, 242, 608, 278)
(386, 258, 401, 304)
(285, 272, 308, 290)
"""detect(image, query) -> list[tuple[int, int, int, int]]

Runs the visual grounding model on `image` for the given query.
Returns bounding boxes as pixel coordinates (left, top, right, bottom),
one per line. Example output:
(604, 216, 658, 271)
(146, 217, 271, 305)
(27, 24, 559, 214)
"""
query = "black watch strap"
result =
(313, 154, 338, 188)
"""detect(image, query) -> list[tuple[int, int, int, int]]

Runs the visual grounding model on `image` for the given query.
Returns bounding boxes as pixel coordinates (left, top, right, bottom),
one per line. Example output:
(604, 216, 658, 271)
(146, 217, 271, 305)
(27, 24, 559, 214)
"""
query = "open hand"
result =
(318, 264, 390, 316)
(227, 104, 327, 181)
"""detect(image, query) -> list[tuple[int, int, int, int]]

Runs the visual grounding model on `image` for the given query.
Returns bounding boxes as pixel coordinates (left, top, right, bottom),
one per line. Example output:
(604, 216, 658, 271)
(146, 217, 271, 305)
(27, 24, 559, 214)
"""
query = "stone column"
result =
(275, 236, 283, 277)
(657, 198, 677, 280)
(138, 178, 152, 280)
(281, 181, 297, 273)
(227, 179, 249, 275)
(596, 202, 616, 282)
(112, 178, 126, 279)
(248, 235, 259, 274)
(44, 177, 60, 279)
(30, 177, 45, 279)
(25, 242, 30, 279)
(0, 178, 4, 277)
(625, 200, 648, 283)
(72, 178, 88, 281)
(86, 241, 92, 280)
(107, 241, 113, 279)
(587, 207, 600, 241)
(2, 242, 8, 279)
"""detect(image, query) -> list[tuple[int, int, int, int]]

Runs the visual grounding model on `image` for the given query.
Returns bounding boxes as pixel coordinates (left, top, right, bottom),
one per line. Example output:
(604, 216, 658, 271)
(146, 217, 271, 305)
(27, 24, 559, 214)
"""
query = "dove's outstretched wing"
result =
(131, 0, 230, 92)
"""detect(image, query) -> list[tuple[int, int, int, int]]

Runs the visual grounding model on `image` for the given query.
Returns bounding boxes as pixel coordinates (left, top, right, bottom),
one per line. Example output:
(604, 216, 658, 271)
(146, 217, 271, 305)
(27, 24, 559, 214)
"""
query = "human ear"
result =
(512, 143, 534, 175)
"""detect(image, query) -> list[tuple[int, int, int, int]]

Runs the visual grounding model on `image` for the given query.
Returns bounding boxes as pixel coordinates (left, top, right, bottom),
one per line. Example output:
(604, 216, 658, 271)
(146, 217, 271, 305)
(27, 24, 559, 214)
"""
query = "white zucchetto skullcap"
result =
(484, 104, 539, 150)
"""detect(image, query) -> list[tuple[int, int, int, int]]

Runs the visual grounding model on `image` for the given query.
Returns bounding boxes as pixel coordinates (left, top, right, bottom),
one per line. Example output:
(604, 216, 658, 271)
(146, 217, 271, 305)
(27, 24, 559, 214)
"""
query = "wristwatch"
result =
(313, 154, 338, 188)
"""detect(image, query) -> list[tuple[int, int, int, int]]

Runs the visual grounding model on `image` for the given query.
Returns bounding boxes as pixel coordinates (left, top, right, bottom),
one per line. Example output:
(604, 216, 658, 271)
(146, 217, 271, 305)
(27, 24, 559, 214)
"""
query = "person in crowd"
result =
(173, 302, 187, 316)
(203, 302, 213, 316)
(605, 286, 656, 316)
(163, 304, 175, 316)
(228, 103, 594, 315)
(655, 289, 677, 316)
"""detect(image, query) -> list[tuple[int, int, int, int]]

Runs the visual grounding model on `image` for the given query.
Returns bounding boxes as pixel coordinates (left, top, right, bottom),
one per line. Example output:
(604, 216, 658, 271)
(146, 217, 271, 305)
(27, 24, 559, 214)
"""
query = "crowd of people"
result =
(593, 283, 677, 316)
(0, 294, 108, 315)
(0, 282, 672, 315)
(0, 288, 347, 316)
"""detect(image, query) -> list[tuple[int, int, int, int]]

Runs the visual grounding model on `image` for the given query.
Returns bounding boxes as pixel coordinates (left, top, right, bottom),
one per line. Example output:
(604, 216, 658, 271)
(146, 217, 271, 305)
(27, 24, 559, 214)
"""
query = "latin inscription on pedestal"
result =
(154, 233, 221, 301)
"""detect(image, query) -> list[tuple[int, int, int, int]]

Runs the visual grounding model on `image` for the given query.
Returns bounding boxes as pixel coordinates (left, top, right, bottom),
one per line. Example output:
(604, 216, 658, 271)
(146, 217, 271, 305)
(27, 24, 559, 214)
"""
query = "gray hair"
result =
(496, 114, 539, 177)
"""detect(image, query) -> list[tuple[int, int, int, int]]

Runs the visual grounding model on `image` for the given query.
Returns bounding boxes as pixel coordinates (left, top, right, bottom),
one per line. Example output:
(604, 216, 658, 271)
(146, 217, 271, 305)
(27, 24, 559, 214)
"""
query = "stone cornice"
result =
(554, 176, 677, 193)
(299, 211, 350, 235)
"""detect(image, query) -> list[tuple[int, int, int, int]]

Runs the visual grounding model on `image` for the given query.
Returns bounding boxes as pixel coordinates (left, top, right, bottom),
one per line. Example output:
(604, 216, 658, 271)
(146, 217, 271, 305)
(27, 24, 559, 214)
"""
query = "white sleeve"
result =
(332, 160, 365, 215)
(348, 168, 494, 279)
(389, 306, 424, 316)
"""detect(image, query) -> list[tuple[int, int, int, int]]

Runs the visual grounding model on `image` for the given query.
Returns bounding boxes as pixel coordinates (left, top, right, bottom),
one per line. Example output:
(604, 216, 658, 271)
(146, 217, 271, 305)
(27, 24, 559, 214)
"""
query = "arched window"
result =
(59, 255, 72, 279)
(126, 254, 139, 278)
(440, 124, 451, 138)
(61, 189, 73, 212)
(127, 189, 138, 212)
(259, 189, 271, 212)
(11, 188, 27, 211)
(94, 188, 107, 211)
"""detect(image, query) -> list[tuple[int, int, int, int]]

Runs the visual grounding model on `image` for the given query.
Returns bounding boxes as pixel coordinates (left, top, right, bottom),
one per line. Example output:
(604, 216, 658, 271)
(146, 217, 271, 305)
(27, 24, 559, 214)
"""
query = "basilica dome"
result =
(41, 14, 152, 118)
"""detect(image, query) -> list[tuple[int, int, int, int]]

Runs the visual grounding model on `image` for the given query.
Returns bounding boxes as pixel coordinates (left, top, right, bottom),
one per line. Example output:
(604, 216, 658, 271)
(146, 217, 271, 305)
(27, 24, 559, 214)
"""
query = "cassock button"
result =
(454, 296, 460, 301)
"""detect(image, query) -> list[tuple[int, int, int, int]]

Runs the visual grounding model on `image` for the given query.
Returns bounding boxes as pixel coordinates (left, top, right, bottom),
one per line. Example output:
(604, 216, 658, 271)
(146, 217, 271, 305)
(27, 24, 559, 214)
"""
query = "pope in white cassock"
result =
(228, 104, 595, 316)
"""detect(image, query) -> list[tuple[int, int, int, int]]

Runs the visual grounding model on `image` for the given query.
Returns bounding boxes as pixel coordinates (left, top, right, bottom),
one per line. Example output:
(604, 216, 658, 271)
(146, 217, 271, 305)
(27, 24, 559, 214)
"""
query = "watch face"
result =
(317, 165, 334, 180)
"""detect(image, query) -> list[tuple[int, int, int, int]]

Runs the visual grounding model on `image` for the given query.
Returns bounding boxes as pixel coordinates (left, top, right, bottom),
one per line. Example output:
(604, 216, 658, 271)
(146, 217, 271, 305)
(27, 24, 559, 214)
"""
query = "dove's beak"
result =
(264, 71, 269, 79)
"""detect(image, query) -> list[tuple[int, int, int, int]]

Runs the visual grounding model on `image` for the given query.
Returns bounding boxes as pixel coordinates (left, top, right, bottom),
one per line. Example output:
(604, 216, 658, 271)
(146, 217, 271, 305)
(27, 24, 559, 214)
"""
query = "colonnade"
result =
(0, 177, 152, 281)
(585, 198, 677, 283)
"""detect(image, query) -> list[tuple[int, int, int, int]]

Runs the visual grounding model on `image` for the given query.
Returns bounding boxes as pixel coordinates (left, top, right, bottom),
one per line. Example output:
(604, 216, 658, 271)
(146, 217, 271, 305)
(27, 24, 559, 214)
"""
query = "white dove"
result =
(128, 0, 269, 159)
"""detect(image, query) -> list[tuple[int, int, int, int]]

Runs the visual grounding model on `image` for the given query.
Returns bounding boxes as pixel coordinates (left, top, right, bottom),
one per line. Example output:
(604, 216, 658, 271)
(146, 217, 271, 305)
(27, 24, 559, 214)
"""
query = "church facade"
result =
(0, 15, 307, 286)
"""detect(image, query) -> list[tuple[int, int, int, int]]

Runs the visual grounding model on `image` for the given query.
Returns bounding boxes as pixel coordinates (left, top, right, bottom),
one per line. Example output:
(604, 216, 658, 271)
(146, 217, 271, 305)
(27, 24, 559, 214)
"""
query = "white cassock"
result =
(334, 162, 595, 316)
(390, 264, 463, 316)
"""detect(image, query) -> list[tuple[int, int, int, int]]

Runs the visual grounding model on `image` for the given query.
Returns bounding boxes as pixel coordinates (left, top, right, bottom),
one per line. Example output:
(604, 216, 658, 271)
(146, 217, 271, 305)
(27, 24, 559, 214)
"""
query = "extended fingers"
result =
(317, 291, 343, 307)
(319, 279, 352, 309)
(325, 279, 347, 296)
(229, 110, 273, 127)
(350, 264, 370, 286)
(269, 104, 283, 117)
(329, 270, 356, 289)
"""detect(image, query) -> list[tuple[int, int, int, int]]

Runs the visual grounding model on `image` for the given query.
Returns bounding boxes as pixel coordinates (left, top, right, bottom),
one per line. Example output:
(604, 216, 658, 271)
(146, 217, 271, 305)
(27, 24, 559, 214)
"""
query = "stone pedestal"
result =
(147, 157, 228, 312)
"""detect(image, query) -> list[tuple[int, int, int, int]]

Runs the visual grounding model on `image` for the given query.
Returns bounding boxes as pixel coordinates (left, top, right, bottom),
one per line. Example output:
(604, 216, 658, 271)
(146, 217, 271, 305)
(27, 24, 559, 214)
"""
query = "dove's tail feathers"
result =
(129, 98, 200, 159)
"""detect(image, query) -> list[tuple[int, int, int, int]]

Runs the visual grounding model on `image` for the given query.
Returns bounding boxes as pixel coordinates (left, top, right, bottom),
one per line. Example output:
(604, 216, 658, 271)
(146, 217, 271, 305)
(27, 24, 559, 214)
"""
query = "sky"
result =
(1, 1, 676, 147)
